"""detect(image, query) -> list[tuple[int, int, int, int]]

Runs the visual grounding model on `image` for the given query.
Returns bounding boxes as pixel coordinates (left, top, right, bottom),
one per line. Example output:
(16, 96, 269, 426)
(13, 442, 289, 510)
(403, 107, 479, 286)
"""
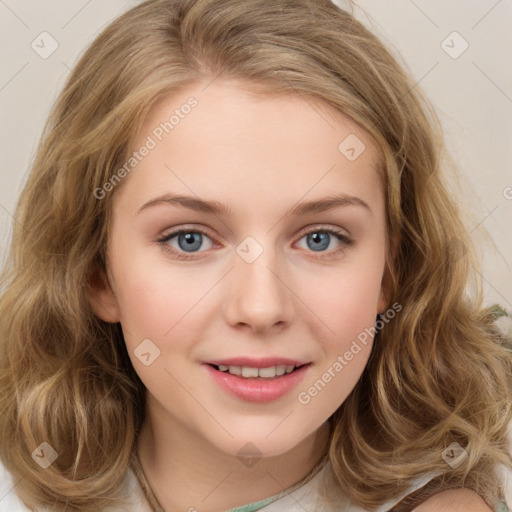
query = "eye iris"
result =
(307, 232, 330, 251)
(178, 232, 202, 252)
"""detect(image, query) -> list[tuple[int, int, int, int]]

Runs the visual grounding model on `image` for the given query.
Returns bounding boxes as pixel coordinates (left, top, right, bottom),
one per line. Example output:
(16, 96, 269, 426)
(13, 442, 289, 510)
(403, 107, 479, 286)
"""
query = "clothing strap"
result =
(129, 449, 165, 512)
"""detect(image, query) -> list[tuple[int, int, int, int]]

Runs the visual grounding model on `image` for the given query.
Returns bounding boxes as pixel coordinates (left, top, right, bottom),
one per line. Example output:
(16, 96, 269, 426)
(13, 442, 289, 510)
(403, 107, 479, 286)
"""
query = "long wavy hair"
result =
(1, 0, 511, 510)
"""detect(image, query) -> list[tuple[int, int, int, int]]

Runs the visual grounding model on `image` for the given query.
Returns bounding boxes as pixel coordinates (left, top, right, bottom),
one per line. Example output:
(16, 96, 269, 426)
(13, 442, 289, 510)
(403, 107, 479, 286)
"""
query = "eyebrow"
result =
(137, 193, 371, 217)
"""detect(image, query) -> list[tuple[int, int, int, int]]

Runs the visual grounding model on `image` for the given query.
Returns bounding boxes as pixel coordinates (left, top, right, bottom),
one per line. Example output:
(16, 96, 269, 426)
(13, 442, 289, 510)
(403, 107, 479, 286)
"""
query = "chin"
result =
(206, 425, 316, 461)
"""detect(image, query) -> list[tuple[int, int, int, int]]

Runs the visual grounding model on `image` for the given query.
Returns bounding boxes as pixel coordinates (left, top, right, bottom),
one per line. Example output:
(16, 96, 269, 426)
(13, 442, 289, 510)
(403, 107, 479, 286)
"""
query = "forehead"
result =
(114, 79, 384, 217)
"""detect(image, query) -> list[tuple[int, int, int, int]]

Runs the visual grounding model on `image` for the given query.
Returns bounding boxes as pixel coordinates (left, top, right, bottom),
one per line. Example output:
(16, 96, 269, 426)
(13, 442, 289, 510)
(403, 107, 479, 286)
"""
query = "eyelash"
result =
(156, 225, 353, 261)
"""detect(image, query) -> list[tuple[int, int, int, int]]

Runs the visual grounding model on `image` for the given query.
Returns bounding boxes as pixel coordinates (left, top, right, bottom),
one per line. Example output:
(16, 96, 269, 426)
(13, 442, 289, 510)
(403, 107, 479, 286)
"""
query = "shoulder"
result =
(412, 488, 493, 512)
(0, 457, 146, 512)
(0, 458, 33, 511)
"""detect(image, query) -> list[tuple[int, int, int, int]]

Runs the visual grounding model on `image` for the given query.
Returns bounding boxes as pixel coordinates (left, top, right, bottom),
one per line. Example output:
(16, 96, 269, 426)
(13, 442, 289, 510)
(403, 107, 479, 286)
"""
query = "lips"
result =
(203, 357, 311, 402)
(204, 357, 308, 368)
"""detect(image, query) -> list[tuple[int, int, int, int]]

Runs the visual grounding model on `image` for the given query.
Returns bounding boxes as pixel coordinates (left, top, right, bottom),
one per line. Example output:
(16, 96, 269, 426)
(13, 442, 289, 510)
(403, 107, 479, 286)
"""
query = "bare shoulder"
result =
(412, 488, 493, 512)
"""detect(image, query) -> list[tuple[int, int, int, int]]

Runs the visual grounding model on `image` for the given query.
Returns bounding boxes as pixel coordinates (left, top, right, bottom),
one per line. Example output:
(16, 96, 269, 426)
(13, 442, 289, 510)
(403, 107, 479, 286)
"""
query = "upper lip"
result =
(204, 357, 309, 368)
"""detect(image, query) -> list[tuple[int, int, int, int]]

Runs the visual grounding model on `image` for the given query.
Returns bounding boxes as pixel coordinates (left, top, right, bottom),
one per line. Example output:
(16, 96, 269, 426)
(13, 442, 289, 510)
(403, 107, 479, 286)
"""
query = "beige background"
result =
(0, 0, 511, 309)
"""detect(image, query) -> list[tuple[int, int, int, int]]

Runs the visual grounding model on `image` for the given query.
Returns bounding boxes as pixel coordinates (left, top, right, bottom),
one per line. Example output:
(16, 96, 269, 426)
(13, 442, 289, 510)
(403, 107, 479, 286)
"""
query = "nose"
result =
(222, 246, 295, 335)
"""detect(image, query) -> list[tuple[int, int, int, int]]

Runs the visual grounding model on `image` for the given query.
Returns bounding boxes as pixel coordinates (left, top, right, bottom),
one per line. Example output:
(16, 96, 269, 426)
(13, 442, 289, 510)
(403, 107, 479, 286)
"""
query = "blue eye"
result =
(174, 232, 208, 252)
(158, 228, 214, 259)
(296, 229, 352, 254)
(302, 232, 335, 252)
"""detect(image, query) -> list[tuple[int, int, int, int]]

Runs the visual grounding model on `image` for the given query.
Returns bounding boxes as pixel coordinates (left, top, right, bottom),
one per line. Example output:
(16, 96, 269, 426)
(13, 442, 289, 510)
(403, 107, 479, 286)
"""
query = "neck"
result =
(135, 395, 330, 512)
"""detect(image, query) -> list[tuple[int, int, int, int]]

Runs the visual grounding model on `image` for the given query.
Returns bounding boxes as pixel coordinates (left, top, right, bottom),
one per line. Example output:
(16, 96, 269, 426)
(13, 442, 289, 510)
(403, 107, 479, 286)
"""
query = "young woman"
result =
(1, 1, 511, 510)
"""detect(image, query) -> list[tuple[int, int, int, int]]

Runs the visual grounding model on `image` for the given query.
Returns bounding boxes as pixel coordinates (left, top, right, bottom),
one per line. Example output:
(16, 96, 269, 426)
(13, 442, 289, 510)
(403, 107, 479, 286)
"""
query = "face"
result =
(91, 79, 388, 459)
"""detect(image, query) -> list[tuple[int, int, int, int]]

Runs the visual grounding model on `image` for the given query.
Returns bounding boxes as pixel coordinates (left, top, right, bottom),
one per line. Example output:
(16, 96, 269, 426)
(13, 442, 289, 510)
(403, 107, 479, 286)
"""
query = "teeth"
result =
(258, 366, 276, 378)
(228, 365, 241, 376)
(216, 364, 298, 378)
(276, 365, 286, 376)
(241, 366, 259, 378)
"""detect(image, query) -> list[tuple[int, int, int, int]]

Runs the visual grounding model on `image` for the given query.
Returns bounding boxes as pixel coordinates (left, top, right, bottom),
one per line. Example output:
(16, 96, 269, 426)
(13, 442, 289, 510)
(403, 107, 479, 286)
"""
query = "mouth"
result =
(203, 359, 311, 403)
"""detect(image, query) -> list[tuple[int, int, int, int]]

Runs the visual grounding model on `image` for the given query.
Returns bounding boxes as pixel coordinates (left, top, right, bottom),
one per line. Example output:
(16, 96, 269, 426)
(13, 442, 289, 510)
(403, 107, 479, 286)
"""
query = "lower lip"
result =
(203, 364, 310, 403)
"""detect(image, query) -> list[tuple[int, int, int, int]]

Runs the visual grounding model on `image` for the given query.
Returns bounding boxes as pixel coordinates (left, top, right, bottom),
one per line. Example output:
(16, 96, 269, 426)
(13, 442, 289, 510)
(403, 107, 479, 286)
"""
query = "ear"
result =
(86, 267, 121, 323)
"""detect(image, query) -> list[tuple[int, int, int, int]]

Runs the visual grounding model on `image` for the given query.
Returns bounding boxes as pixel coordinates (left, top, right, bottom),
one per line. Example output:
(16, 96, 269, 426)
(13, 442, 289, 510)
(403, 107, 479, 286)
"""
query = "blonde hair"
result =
(1, 0, 511, 510)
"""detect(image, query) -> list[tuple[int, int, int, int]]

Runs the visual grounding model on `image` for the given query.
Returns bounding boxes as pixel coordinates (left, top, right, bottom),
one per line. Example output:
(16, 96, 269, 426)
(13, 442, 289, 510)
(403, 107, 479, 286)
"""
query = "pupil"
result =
(308, 232, 329, 251)
(179, 232, 202, 252)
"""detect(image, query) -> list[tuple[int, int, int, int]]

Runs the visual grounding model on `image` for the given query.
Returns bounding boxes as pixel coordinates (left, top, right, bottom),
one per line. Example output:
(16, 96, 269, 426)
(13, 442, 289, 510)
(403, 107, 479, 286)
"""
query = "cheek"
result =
(295, 272, 380, 415)
(110, 263, 207, 395)
(109, 251, 204, 347)
(294, 250, 384, 410)
(300, 258, 385, 344)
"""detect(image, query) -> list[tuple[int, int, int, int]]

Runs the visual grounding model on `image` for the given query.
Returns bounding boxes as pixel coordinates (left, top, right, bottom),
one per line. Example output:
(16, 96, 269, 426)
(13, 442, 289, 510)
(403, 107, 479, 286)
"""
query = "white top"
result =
(1, 453, 511, 512)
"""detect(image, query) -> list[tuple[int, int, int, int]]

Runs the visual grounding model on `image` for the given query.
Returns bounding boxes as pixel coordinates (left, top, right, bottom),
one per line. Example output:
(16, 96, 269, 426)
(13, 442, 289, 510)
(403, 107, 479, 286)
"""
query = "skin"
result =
(414, 489, 492, 511)
(89, 78, 393, 511)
